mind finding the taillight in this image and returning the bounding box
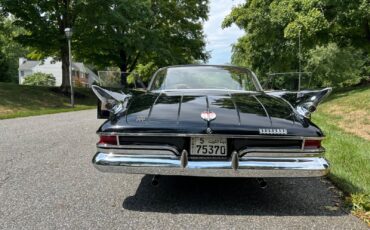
[304,139,321,148]
[98,135,118,145]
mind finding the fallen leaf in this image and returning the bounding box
[324,206,339,211]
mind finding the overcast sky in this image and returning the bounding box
[204,0,245,64]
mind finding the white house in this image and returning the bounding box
[18,57,98,87]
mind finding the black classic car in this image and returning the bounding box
[92,65,331,184]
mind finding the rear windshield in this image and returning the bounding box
[149,66,260,91]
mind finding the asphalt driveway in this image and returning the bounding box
[0,110,367,229]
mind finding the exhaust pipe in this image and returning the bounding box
[151,175,160,186]
[256,178,267,189]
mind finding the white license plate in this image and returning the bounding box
[190,137,227,156]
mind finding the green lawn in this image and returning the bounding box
[0,83,96,119]
[312,85,370,224]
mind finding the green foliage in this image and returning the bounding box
[74,0,209,73]
[350,194,370,212]
[0,17,29,82]
[23,72,56,86]
[0,0,87,89]
[223,0,370,88]
[0,51,10,82]
[0,0,83,56]
[0,0,210,88]
[306,43,365,87]
[128,62,158,85]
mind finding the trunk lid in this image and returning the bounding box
[99,90,319,136]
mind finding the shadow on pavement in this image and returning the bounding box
[122,176,344,216]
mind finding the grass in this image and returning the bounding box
[0,83,96,119]
[312,85,370,225]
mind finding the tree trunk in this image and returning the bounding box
[59,0,71,92]
[364,19,370,43]
[119,50,128,88]
[60,43,70,92]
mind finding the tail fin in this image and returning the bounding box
[267,88,332,118]
[91,85,130,117]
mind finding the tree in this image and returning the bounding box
[0,15,11,82]
[223,0,370,87]
[128,61,158,85]
[1,0,209,89]
[74,0,209,87]
[0,17,29,82]
[23,72,56,86]
[0,50,10,82]
[0,0,85,91]
[305,43,365,87]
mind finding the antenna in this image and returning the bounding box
[266,27,311,91]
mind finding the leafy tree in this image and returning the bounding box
[223,0,298,80]
[223,0,370,87]
[23,72,56,86]
[128,62,158,85]
[74,0,209,87]
[0,0,85,91]
[1,0,209,89]
[0,15,11,82]
[0,50,10,82]
[0,17,29,82]
[305,43,365,87]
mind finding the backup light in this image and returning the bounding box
[98,135,118,145]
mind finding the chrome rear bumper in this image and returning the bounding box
[92,152,329,177]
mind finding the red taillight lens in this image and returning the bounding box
[98,135,118,145]
[304,139,321,148]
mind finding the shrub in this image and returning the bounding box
[305,43,365,87]
[23,72,56,86]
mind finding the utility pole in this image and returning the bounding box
[65,28,74,107]
[298,29,302,91]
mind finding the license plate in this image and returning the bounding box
[190,137,227,156]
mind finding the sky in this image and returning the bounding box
[204,0,245,64]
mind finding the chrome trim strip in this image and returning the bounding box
[239,147,324,156]
[98,141,324,158]
[97,148,177,156]
[97,144,180,155]
[253,95,272,125]
[93,152,329,178]
[97,132,324,140]
[227,90,241,125]
[243,152,323,157]
[97,146,324,158]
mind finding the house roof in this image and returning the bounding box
[72,62,87,73]
[19,61,39,71]
[18,58,98,81]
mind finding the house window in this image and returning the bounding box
[20,71,24,77]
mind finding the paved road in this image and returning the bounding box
[0,110,367,230]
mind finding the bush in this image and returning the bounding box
[127,62,157,87]
[23,72,56,86]
[305,43,365,87]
